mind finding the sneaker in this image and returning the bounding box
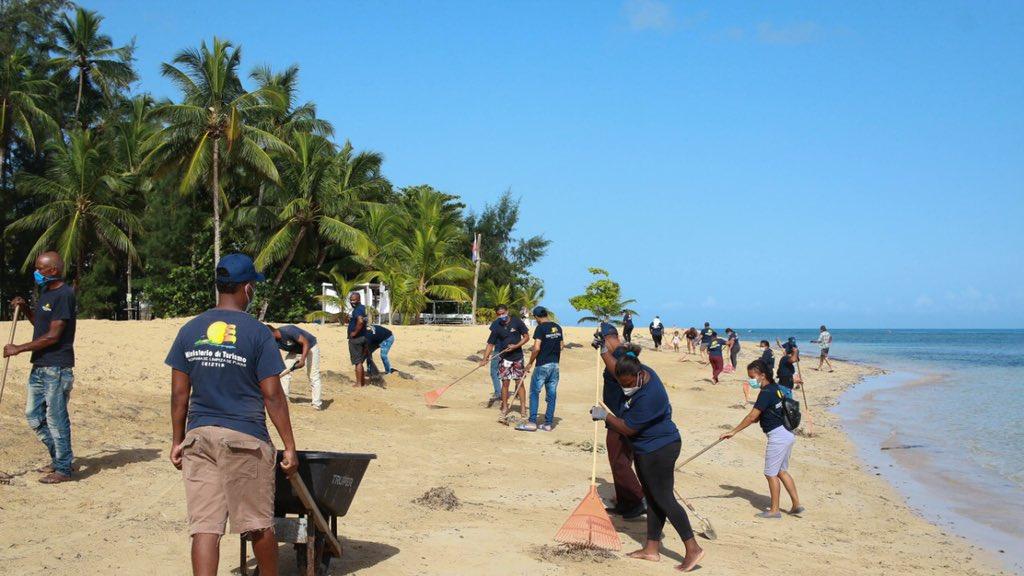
[515,422,538,432]
[621,501,648,519]
[539,424,553,432]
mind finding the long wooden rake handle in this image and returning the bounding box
[288,472,343,557]
[675,438,724,471]
[590,351,601,486]
[0,304,21,406]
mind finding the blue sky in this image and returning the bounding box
[89,0,1023,328]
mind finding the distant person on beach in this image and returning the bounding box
[365,324,395,376]
[777,336,802,388]
[266,324,322,410]
[671,330,681,352]
[480,304,530,420]
[813,325,833,372]
[4,251,77,484]
[706,331,728,384]
[348,292,369,387]
[685,327,698,354]
[622,312,634,343]
[700,322,714,357]
[591,326,646,520]
[725,328,741,368]
[777,345,799,398]
[649,316,665,350]
[519,306,563,431]
[720,359,804,519]
[592,322,705,572]
[165,253,298,575]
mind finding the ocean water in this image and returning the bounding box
[738,329,1023,573]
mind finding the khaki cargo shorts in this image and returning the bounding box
[180,426,276,536]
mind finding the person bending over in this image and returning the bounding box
[720,359,803,519]
[591,323,704,572]
[266,323,322,410]
[365,324,395,376]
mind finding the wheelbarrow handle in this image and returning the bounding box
[288,473,343,557]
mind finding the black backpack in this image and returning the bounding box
[775,388,802,431]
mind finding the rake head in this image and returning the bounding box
[554,486,621,551]
[423,384,451,406]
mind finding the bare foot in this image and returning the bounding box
[627,550,660,562]
[676,548,705,572]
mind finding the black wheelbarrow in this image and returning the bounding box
[242,451,376,576]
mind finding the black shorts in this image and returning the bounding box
[348,336,368,365]
[820,348,830,358]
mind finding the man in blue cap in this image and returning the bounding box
[518,306,563,431]
[165,253,299,576]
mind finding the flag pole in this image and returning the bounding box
[471,233,481,324]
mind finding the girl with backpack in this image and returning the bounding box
[719,359,804,519]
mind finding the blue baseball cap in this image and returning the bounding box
[532,306,549,317]
[215,253,266,284]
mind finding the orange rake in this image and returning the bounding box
[554,351,621,551]
[423,363,484,406]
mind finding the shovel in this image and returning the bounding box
[674,489,718,540]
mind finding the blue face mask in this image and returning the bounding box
[497,313,509,322]
[748,378,761,389]
[33,270,58,287]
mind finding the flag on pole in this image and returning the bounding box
[471,235,480,262]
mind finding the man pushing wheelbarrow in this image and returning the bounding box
[166,254,300,576]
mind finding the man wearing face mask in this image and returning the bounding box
[479,304,530,419]
[348,292,370,388]
[4,251,77,484]
[165,253,299,576]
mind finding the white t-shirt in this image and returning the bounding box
[819,331,832,349]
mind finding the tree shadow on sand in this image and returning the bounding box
[74,447,162,480]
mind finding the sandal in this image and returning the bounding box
[39,472,72,484]
[35,465,55,474]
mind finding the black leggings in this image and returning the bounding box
[634,441,694,543]
[730,345,740,367]
[623,326,633,342]
[652,334,662,348]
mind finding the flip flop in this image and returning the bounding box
[515,422,538,432]
[789,506,806,515]
[755,511,782,519]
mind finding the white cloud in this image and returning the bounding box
[625,0,675,31]
[755,21,823,45]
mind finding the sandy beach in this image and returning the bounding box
[0,320,1011,576]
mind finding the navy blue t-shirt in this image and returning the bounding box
[532,322,563,366]
[623,314,633,329]
[706,337,727,357]
[777,356,796,390]
[700,328,715,344]
[760,348,775,372]
[30,284,76,367]
[165,309,285,442]
[276,325,317,353]
[754,383,787,434]
[620,368,680,455]
[487,316,530,362]
[348,304,368,339]
[366,325,393,346]
[649,322,664,336]
[727,333,740,350]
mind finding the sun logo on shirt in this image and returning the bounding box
[195,321,237,348]
[42,303,52,312]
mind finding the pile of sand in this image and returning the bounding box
[413,487,461,511]
[533,544,617,563]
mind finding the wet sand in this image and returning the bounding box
[0,320,1011,575]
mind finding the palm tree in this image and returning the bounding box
[6,129,140,288]
[480,280,512,309]
[305,267,374,324]
[0,50,57,184]
[254,132,371,320]
[514,283,545,312]
[251,65,333,139]
[145,37,290,271]
[50,6,136,122]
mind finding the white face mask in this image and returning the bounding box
[622,371,644,396]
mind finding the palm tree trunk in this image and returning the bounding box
[75,68,84,121]
[212,136,221,280]
[75,243,83,290]
[258,226,307,321]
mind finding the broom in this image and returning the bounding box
[0,304,20,406]
[553,351,621,551]
[423,363,484,406]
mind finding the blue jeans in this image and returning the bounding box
[529,363,559,424]
[378,335,394,373]
[25,366,74,475]
[489,355,501,398]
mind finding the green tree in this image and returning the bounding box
[305,267,374,324]
[464,190,550,294]
[253,133,373,320]
[50,6,136,122]
[145,37,290,272]
[568,267,637,324]
[6,128,140,288]
[0,50,57,184]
